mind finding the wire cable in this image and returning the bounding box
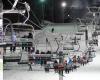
[30,9,41,27]
[8,0,13,6]
[7,1,42,29]
[17,1,43,29]
[3,18,12,33]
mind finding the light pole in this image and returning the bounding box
[40,0,45,23]
[61,1,67,23]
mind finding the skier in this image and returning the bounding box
[28,61,33,71]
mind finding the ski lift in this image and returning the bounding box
[4,22,34,41]
[63,42,74,51]
[92,31,98,37]
[3,53,21,62]
[80,25,86,28]
[3,22,35,56]
[78,29,86,32]
[32,54,53,58]
[97,32,100,35]
[10,23,34,32]
[95,27,100,31]
[70,36,80,46]
[75,32,84,36]
[70,36,81,41]
[63,46,74,50]
[87,46,96,58]
[88,57,93,62]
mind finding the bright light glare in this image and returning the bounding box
[93,13,95,17]
[40,0,45,3]
[61,1,67,8]
[68,14,70,17]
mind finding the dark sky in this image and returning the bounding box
[2,0,100,29]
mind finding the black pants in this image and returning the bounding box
[65,68,70,73]
[28,42,33,52]
[29,64,32,71]
[10,46,16,52]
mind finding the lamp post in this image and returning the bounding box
[61,1,67,23]
[40,0,45,23]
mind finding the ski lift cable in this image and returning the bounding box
[12,0,19,9]
[3,18,12,41]
[23,8,30,24]
[18,1,41,26]
[3,18,12,24]
[7,0,29,24]
[7,0,42,29]
[18,12,42,29]
[7,0,19,10]
[18,1,43,29]
[3,18,12,33]
[20,9,43,29]
[30,9,41,26]
[8,0,13,6]
[23,2,30,24]
[13,1,30,24]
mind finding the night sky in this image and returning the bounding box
[2,0,100,29]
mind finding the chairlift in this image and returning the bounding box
[70,36,81,40]
[80,25,86,28]
[90,52,96,58]
[3,22,35,62]
[4,23,34,32]
[87,7,100,13]
[75,32,84,36]
[63,47,74,50]
[3,53,21,62]
[78,29,86,32]
[32,54,53,58]
[95,27,100,31]
[88,57,93,62]
[97,32,100,35]
[63,42,74,51]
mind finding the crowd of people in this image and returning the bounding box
[27,47,95,72]
[4,30,96,73]
[44,50,94,73]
